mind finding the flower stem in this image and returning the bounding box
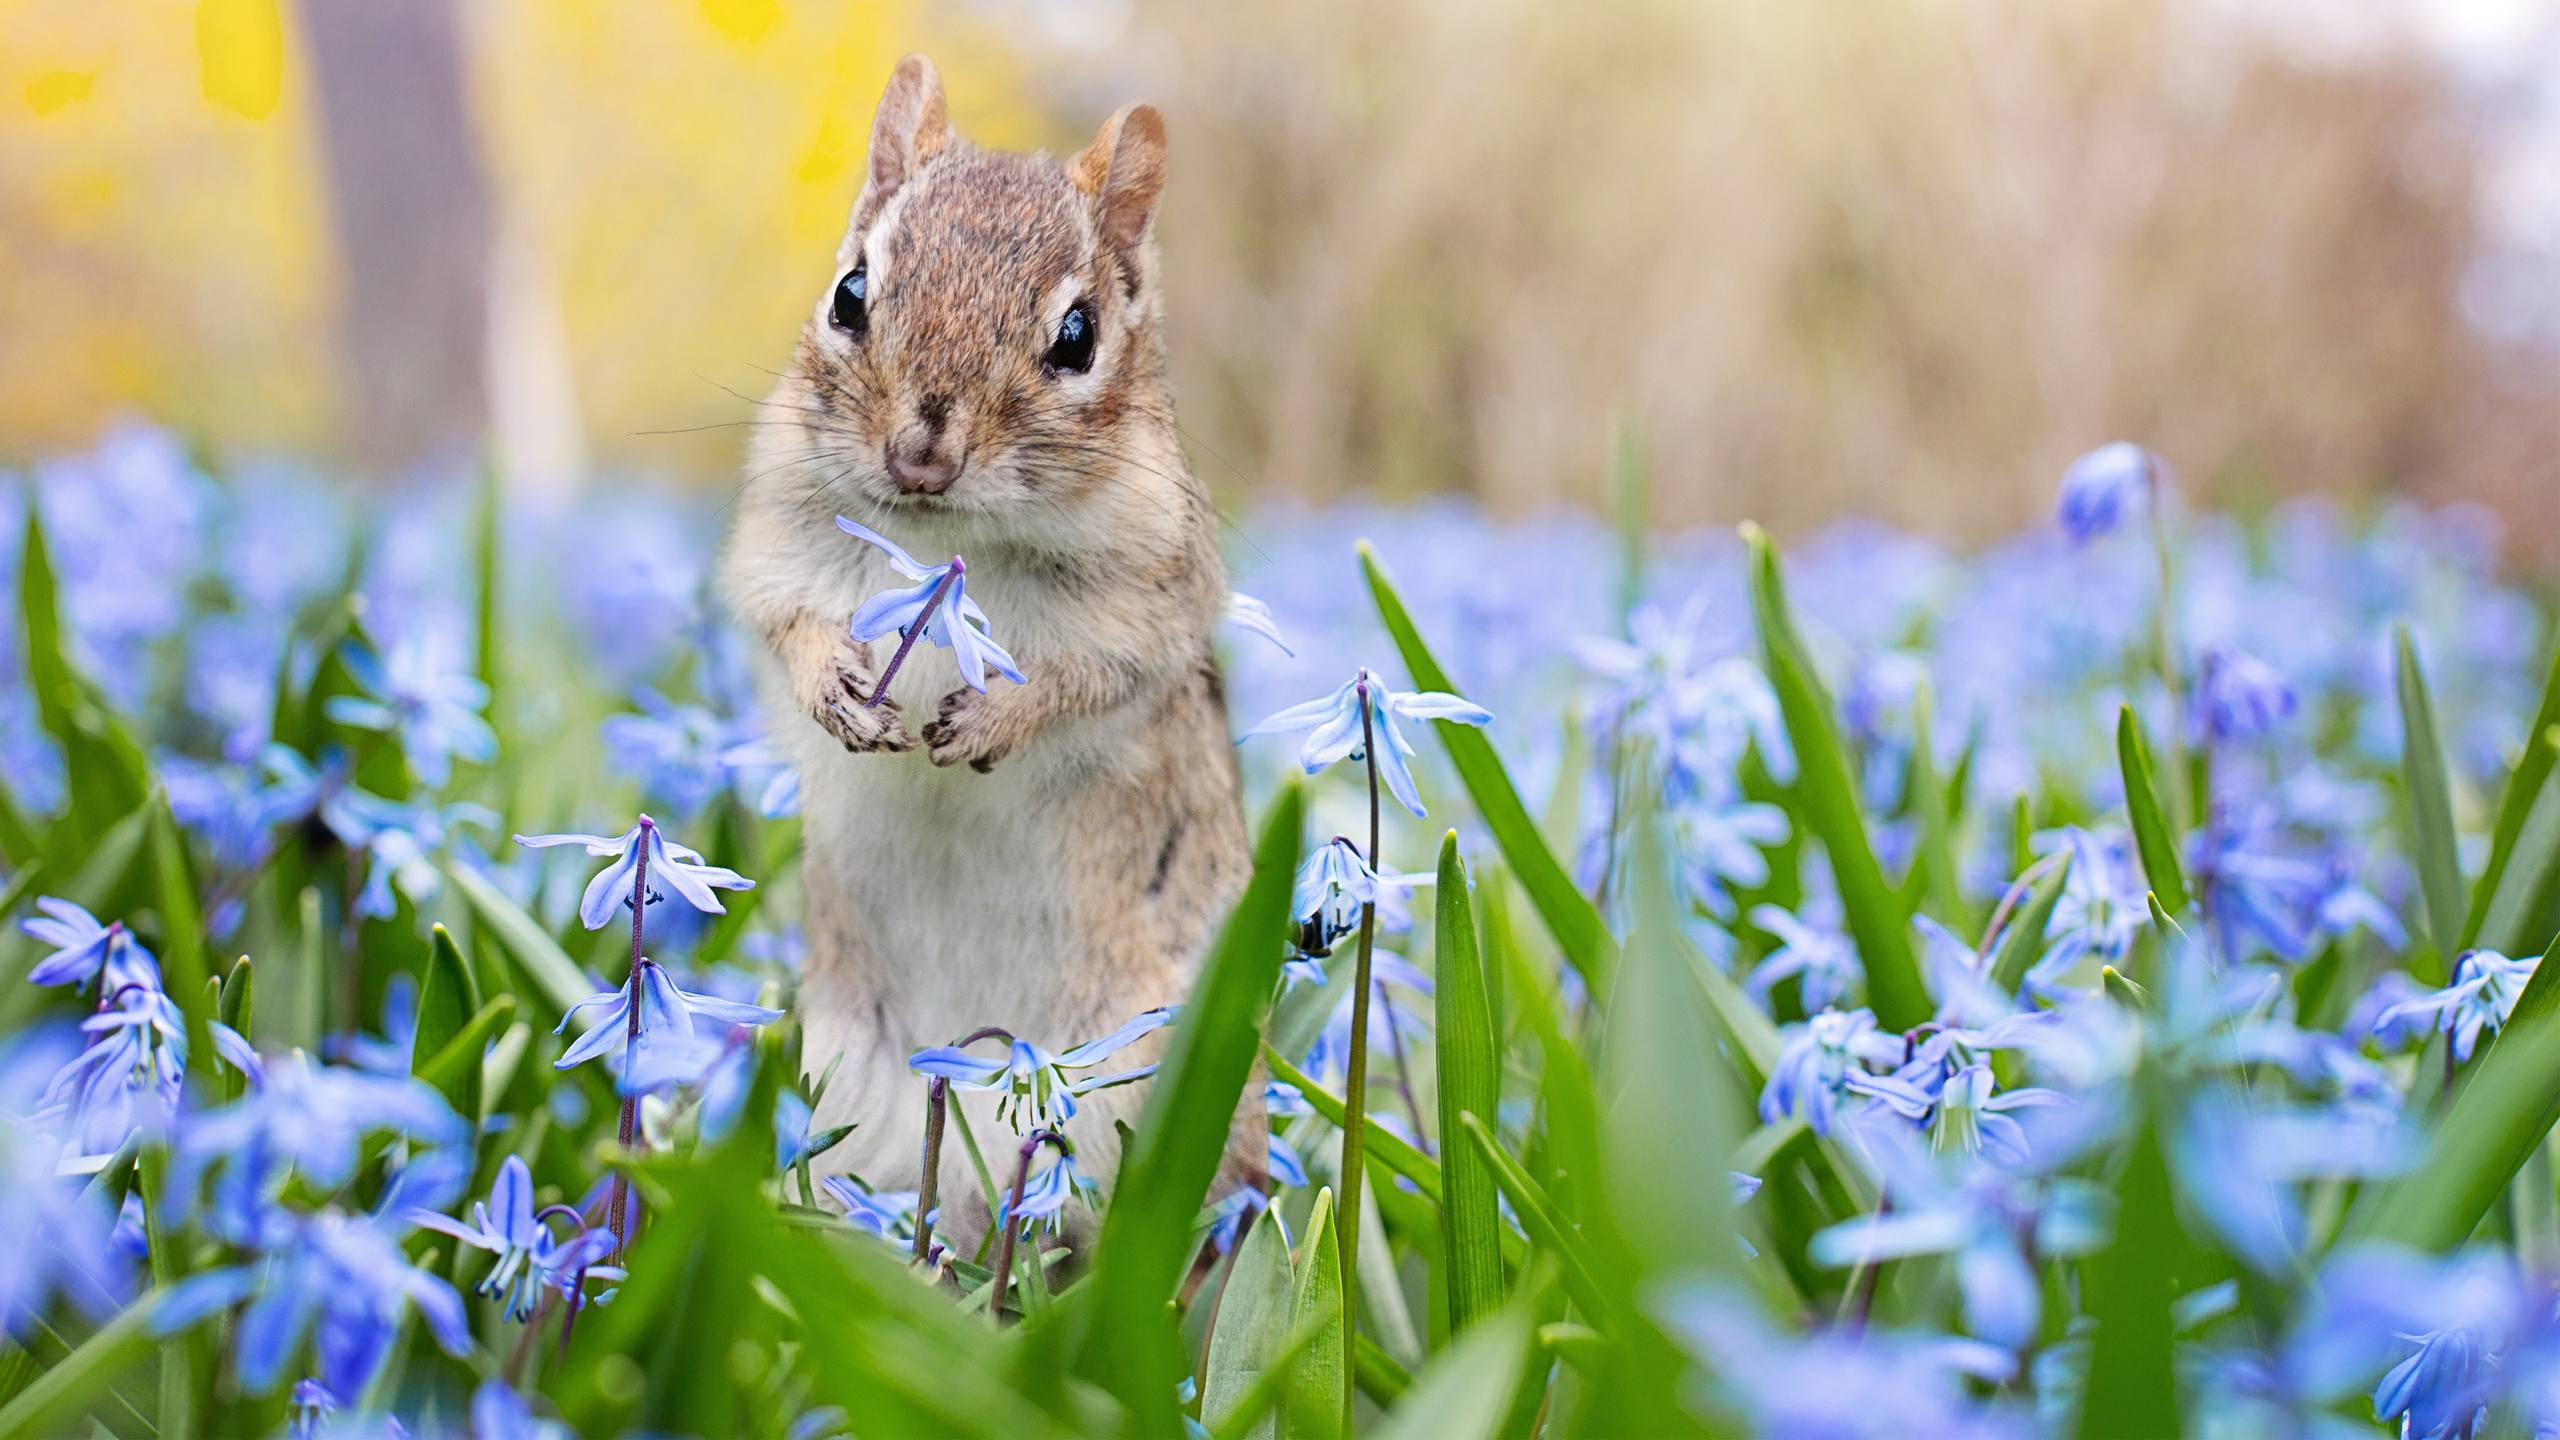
[912,1077,949,1265]
[987,1128,1062,1318]
[862,559,962,708]
[608,819,653,1265]
[1336,677,1382,1424]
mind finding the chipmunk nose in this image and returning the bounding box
[885,424,963,495]
[885,399,964,495]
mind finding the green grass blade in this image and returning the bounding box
[1372,1307,1532,1440]
[1458,1113,1609,1325]
[416,995,517,1119]
[2074,1084,2183,1439]
[1286,1189,1346,1440]
[2115,705,2191,917]
[1743,525,1929,1028]
[1988,853,2074,995]
[18,502,151,859]
[1077,783,1303,1428]
[1432,833,1506,1335]
[146,795,216,1092]
[2474,752,2560,961]
[1905,680,1967,932]
[414,924,481,1072]
[1358,542,1617,995]
[2397,626,2465,979]
[0,1294,159,1439]
[2466,643,2560,947]
[2356,932,2560,1251]
[443,861,599,1016]
[1262,1046,1440,1205]
[1204,1203,1294,1440]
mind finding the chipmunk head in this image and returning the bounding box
[789,54,1173,522]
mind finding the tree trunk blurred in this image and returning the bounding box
[297,0,489,474]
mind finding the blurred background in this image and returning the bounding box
[2,0,2554,557]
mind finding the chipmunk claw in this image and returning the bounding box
[816,672,915,754]
[922,689,1010,772]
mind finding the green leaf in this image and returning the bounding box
[2356,932,2560,1251]
[2115,706,2191,917]
[1076,783,1303,1429]
[146,795,215,1091]
[2100,966,2151,1011]
[2075,1084,2184,1440]
[1286,1189,1347,1440]
[414,924,481,1073]
[1262,1046,1441,1205]
[472,454,504,703]
[138,1148,196,1440]
[2473,746,2560,962]
[1989,852,2074,995]
[416,994,517,1118]
[1432,834,1506,1336]
[1743,525,1928,1029]
[1372,1306,1532,1440]
[1904,680,1967,932]
[443,861,597,1016]
[1459,1113,1609,1325]
[1359,542,1617,995]
[0,1294,159,1439]
[1688,936,1783,1085]
[2397,627,2465,979]
[1204,1204,1295,1440]
[2466,642,2560,948]
[17,502,151,859]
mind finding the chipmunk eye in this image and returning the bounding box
[1044,301,1095,374]
[829,263,868,337]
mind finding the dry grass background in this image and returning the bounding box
[0,0,2552,555]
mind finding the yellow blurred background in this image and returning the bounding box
[2,0,2554,553]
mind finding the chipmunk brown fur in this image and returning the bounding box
[719,55,1253,1243]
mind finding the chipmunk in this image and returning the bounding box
[719,55,1254,1240]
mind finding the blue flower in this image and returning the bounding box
[154,1208,471,1398]
[2373,948,2538,1063]
[1000,1144,1097,1235]
[1848,1060,2066,1169]
[909,1007,1173,1133]
[820,1174,920,1240]
[2193,643,2298,745]
[1746,904,1861,1012]
[1239,668,1493,817]
[2027,829,2145,992]
[407,1155,620,1321]
[1222,592,1294,655]
[326,973,417,1075]
[0,1035,134,1339]
[1759,1008,1903,1136]
[551,959,784,1088]
[2056,441,2166,545]
[834,516,1025,692]
[1811,1124,2105,1350]
[40,983,259,1160]
[602,690,753,818]
[321,790,497,920]
[324,635,497,788]
[1658,1281,2020,1434]
[1291,837,1430,955]
[516,815,754,930]
[170,1056,465,1237]
[472,1377,571,1440]
[2171,1090,2411,1273]
[1672,798,1790,917]
[20,897,158,993]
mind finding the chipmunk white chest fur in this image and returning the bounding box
[717,55,1252,1234]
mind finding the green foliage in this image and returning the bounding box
[1430,833,1504,1336]
[2397,626,2465,978]
[1360,541,1617,996]
[2115,705,2192,920]
[1744,525,1929,1028]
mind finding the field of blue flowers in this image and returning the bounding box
[2,423,2557,1438]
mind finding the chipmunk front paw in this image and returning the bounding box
[921,689,1014,773]
[800,637,915,755]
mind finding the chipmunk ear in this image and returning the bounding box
[1073,103,1167,255]
[852,54,951,236]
